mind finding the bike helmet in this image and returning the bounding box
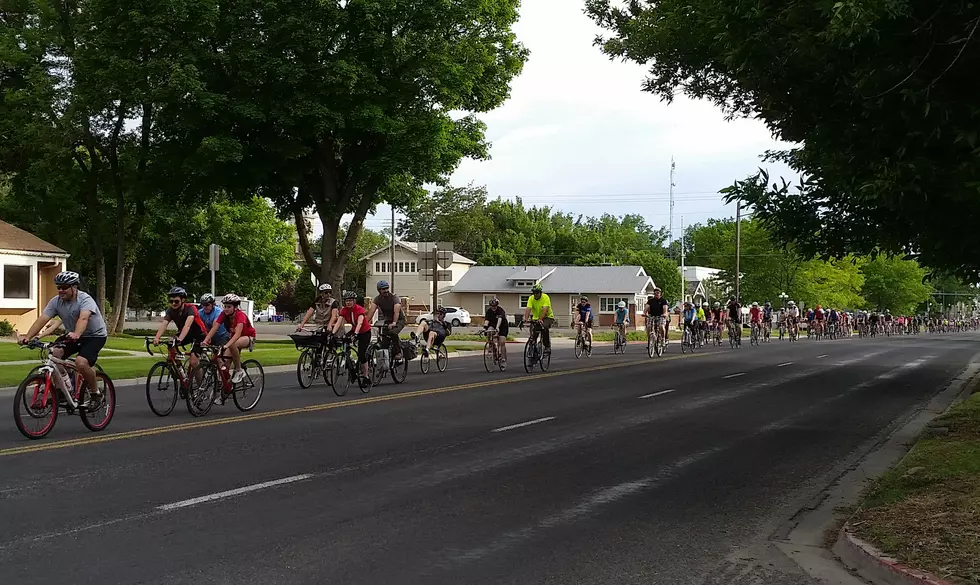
[221,293,241,305]
[54,271,80,286]
[343,290,357,301]
[617,301,626,308]
[168,286,187,298]
[376,280,390,291]
[435,306,447,315]
[653,287,662,293]
[318,283,332,292]
[788,300,796,306]
[580,295,589,302]
[531,283,543,293]
[752,302,759,307]
[489,297,500,306]
[713,302,720,308]
[765,300,771,306]
[199,293,215,304]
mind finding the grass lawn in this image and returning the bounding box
[0,343,130,362]
[851,391,980,584]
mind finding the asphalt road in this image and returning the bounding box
[0,332,976,584]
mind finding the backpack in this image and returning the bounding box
[400,340,417,361]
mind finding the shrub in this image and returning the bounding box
[0,319,14,337]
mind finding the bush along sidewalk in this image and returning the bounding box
[843,389,980,584]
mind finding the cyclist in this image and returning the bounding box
[333,291,371,384]
[726,296,742,339]
[787,301,800,337]
[681,301,697,342]
[483,297,509,369]
[152,286,208,371]
[749,302,762,339]
[828,307,840,336]
[694,303,707,340]
[573,295,595,348]
[366,280,405,361]
[762,301,773,338]
[17,271,107,406]
[202,293,256,394]
[296,283,340,335]
[645,288,669,344]
[413,306,452,358]
[814,304,826,335]
[523,283,555,356]
[198,293,230,347]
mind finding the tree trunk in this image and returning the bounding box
[109,195,127,333]
[95,253,106,316]
[112,264,135,333]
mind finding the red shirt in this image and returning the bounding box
[217,309,256,337]
[749,307,762,322]
[340,304,370,334]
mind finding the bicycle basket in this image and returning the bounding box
[400,340,418,361]
[289,333,322,349]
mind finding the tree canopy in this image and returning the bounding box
[586,0,980,279]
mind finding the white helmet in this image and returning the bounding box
[788,300,796,306]
[617,301,626,309]
[318,283,332,292]
[752,302,759,307]
[221,293,241,305]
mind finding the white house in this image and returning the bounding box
[0,220,69,333]
[679,265,723,305]
[361,240,476,312]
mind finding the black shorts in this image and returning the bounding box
[63,336,107,366]
[354,331,371,364]
[177,333,206,355]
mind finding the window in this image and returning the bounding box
[410,262,417,273]
[599,297,630,313]
[519,295,530,308]
[374,262,381,273]
[3,265,31,299]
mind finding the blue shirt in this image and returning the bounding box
[763,306,772,319]
[199,305,229,342]
[615,307,629,324]
[576,303,594,323]
[682,308,697,322]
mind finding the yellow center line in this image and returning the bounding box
[1,351,709,458]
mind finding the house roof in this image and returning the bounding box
[452,265,655,294]
[0,220,67,255]
[360,240,476,265]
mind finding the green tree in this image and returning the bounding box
[795,257,865,310]
[398,184,495,259]
[342,228,389,296]
[860,256,932,314]
[587,0,980,278]
[186,0,528,291]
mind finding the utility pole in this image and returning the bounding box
[735,202,741,302]
[432,244,439,313]
[680,216,686,305]
[389,206,396,291]
[668,157,675,254]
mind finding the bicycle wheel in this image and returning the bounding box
[233,359,265,411]
[655,333,664,357]
[436,345,448,372]
[322,349,334,387]
[296,349,315,388]
[484,342,496,373]
[681,331,689,354]
[647,334,655,358]
[574,336,584,359]
[524,339,536,373]
[330,353,348,397]
[186,363,217,417]
[391,353,408,384]
[419,347,430,374]
[539,342,550,371]
[80,372,115,432]
[13,374,58,439]
[145,361,179,417]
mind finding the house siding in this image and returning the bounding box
[0,255,66,332]
[448,292,644,329]
[364,247,470,312]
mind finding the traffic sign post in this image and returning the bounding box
[418,242,454,312]
[209,244,220,296]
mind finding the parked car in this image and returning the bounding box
[254,310,269,322]
[416,306,471,327]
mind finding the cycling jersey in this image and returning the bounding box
[575,302,594,324]
[217,309,256,338]
[646,297,668,318]
[682,308,696,323]
[710,308,723,321]
[814,309,825,321]
[762,306,772,321]
[727,301,741,321]
[340,303,371,334]
[829,310,839,322]
[614,307,629,324]
[165,303,207,340]
[695,308,706,321]
[749,307,762,322]
[526,293,555,320]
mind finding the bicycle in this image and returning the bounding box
[415,331,449,374]
[186,344,265,416]
[763,320,772,343]
[646,316,666,357]
[750,321,761,346]
[481,328,505,372]
[144,336,196,417]
[326,333,369,395]
[290,329,331,390]
[681,324,697,354]
[613,324,628,354]
[522,320,551,372]
[13,338,116,440]
[712,321,723,346]
[727,319,742,348]
[573,323,593,359]
[365,324,409,386]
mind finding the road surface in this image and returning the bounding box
[0,332,975,584]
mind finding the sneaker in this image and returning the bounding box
[213,394,225,406]
[84,392,104,410]
[232,369,245,384]
[500,360,507,371]
[542,348,551,356]
[421,347,429,358]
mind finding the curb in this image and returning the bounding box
[833,525,954,585]
[829,358,980,585]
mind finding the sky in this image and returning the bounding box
[350,0,797,242]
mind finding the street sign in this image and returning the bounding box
[437,250,453,268]
[420,269,452,282]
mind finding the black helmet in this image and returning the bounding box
[435,306,447,315]
[343,290,357,301]
[488,297,500,306]
[54,271,80,286]
[169,286,187,298]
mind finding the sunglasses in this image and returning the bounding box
[169,298,182,305]
[56,285,72,291]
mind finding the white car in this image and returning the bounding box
[254,310,269,322]
[416,306,471,327]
